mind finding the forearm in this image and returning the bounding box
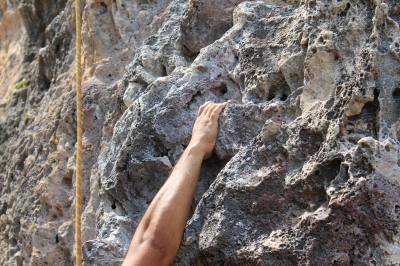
[123,101,227,266]
[123,145,204,266]
[141,145,204,240]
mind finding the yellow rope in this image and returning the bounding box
[75,0,83,265]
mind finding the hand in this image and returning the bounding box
[188,101,227,160]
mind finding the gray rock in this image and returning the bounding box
[0,0,399,265]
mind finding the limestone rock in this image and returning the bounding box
[0,0,399,265]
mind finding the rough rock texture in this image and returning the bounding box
[0,0,400,265]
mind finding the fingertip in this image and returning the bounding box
[219,102,228,110]
[201,101,212,107]
[210,102,227,119]
[203,101,215,116]
[198,101,214,116]
[198,105,205,116]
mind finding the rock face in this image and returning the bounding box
[0,0,399,265]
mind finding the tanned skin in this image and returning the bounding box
[122,101,227,266]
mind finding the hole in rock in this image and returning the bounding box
[160,64,167,77]
[9,238,17,247]
[181,43,200,58]
[111,202,116,210]
[267,81,291,103]
[374,88,380,101]
[55,43,61,54]
[210,83,228,97]
[56,234,59,243]
[393,88,400,99]
[316,159,342,186]
[0,202,7,215]
[345,3,351,12]
[98,2,108,14]
[268,94,275,101]
[61,170,73,189]
[186,91,202,108]
[280,94,288,101]
[346,94,379,140]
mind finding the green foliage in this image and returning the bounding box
[12,78,28,90]
[23,112,30,124]
[23,104,36,125]
[9,78,29,97]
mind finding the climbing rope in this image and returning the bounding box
[75,0,83,265]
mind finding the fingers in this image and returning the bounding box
[198,101,227,119]
[201,101,214,117]
[198,101,212,117]
[210,102,227,120]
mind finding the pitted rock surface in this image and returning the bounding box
[0,0,399,265]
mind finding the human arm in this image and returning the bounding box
[122,101,227,266]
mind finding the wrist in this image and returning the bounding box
[185,142,207,160]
